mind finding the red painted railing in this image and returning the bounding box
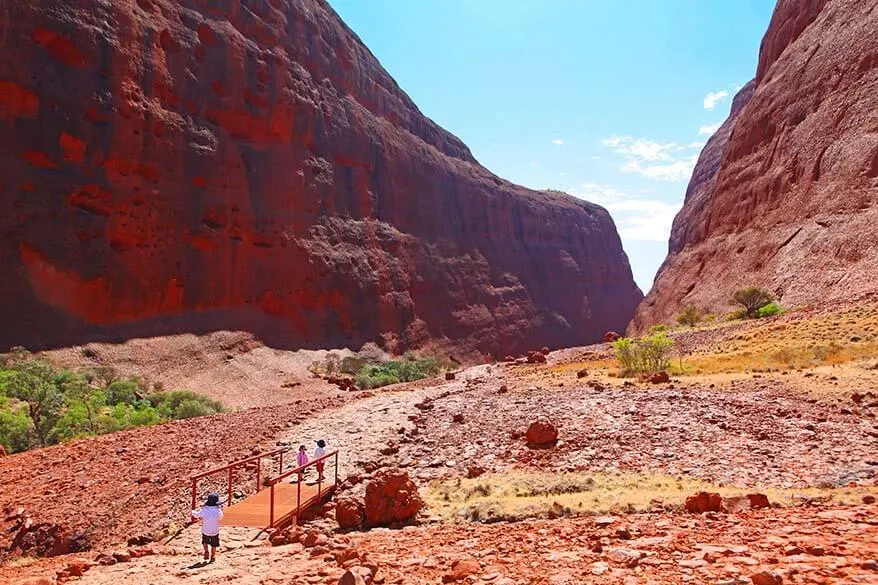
[266,450,339,527]
[189,446,289,510]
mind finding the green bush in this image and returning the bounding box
[0,355,224,454]
[147,390,223,420]
[613,333,674,376]
[731,287,775,318]
[649,324,667,334]
[756,302,783,318]
[676,306,701,327]
[353,355,449,390]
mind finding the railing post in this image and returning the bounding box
[256,457,261,492]
[279,451,284,474]
[191,478,197,511]
[334,452,338,486]
[296,473,302,525]
[228,465,233,506]
[269,482,275,527]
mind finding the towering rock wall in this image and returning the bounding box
[0,0,642,357]
[633,0,878,329]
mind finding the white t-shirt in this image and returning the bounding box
[192,506,223,536]
[314,446,326,459]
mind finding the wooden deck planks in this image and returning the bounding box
[222,479,336,528]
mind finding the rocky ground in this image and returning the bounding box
[3,305,878,584]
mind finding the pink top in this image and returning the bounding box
[297,451,309,467]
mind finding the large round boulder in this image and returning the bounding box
[364,469,423,528]
[525,419,558,448]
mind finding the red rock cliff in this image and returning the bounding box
[633,0,878,329]
[0,0,642,357]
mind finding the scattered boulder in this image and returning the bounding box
[466,466,486,479]
[539,347,550,355]
[445,372,456,381]
[576,369,588,379]
[685,492,723,513]
[603,331,622,343]
[525,419,558,448]
[497,385,508,394]
[443,558,481,583]
[452,413,464,423]
[863,495,876,504]
[648,371,670,384]
[364,469,424,528]
[526,351,547,364]
[339,569,367,585]
[747,493,770,509]
[336,498,366,531]
[751,570,783,585]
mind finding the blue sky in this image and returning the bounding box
[331,0,776,292]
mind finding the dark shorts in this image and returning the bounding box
[202,534,220,547]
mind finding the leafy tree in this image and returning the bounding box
[731,287,775,318]
[0,396,35,453]
[676,306,701,327]
[0,361,64,446]
[105,379,140,406]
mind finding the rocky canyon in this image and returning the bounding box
[0,0,642,358]
[633,0,878,329]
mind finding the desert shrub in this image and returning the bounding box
[731,287,775,318]
[105,379,140,406]
[148,390,223,420]
[676,306,701,327]
[756,302,783,319]
[353,355,450,390]
[613,333,674,376]
[649,324,667,334]
[339,356,368,375]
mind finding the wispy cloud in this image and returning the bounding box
[572,182,679,242]
[600,135,699,183]
[620,157,698,183]
[601,136,680,162]
[703,90,729,110]
[551,138,564,146]
[698,122,723,136]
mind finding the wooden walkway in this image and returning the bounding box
[222,479,336,528]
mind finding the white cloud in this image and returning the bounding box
[529,161,539,168]
[551,138,564,146]
[703,90,729,110]
[601,136,683,161]
[698,122,723,136]
[620,156,698,182]
[687,141,706,149]
[600,135,700,183]
[572,182,680,242]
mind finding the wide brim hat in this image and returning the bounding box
[205,493,220,506]
[315,439,326,448]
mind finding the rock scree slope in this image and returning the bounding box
[633,0,878,329]
[0,0,642,356]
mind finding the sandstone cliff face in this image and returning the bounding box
[0,0,641,357]
[633,0,878,329]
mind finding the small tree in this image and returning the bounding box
[731,287,775,318]
[676,306,701,327]
[613,333,674,376]
[1,362,64,447]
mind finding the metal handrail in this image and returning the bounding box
[189,446,291,510]
[266,450,339,527]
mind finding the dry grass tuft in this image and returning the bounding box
[423,471,876,523]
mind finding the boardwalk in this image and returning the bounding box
[221,479,336,528]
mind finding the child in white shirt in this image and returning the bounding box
[191,492,223,562]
